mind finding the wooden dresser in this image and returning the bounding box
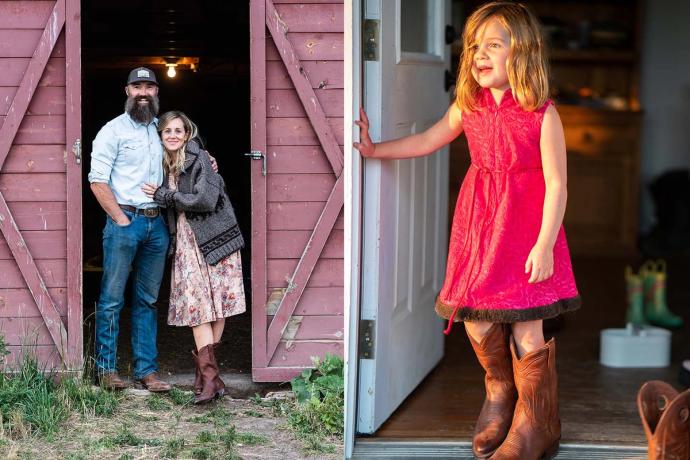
[559,106,641,255]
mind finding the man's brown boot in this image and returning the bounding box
[466,323,517,459]
[98,372,127,391]
[136,372,172,393]
[637,380,690,460]
[195,344,225,404]
[490,338,560,460]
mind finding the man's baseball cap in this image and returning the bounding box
[126,67,158,85]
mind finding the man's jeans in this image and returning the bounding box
[95,210,169,379]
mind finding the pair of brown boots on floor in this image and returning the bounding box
[467,323,560,460]
[191,343,226,404]
[637,380,690,459]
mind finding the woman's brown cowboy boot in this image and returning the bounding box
[637,380,690,460]
[191,349,202,395]
[194,344,226,404]
[193,343,223,396]
[490,338,560,460]
[466,323,517,458]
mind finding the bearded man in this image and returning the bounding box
[88,67,171,392]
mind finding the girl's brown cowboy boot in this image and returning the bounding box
[466,323,517,458]
[490,338,561,460]
[637,380,690,460]
[194,344,226,404]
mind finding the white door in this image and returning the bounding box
[356,0,451,434]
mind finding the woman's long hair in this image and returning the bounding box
[455,1,549,112]
[158,110,199,176]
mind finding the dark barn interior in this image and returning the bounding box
[80,1,252,376]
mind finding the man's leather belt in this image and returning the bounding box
[119,204,160,218]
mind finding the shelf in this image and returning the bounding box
[549,49,636,63]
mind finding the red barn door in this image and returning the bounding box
[0,0,82,371]
[250,0,344,382]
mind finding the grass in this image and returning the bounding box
[161,437,185,458]
[0,336,341,459]
[0,351,121,439]
[288,354,344,452]
[108,424,163,447]
[236,431,269,446]
[187,406,234,426]
[147,394,172,411]
[249,353,345,455]
[168,387,194,406]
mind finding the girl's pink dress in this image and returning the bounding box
[436,88,580,328]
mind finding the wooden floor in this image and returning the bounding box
[373,255,690,445]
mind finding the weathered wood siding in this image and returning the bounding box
[251,0,344,381]
[0,0,81,371]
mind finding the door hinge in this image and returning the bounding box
[363,19,379,61]
[72,138,81,165]
[244,150,266,176]
[359,319,375,359]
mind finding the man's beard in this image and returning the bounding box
[125,95,159,124]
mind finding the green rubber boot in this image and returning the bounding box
[642,260,683,329]
[625,266,646,325]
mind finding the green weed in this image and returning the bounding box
[282,354,344,453]
[61,377,119,417]
[147,394,172,411]
[168,387,194,406]
[236,431,269,446]
[161,437,185,458]
[289,353,344,436]
[195,430,217,444]
[105,424,162,447]
[187,406,233,426]
[219,426,237,448]
[191,446,214,459]
[0,335,9,361]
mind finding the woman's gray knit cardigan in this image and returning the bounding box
[153,139,244,265]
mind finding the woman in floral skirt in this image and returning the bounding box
[142,111,245,404]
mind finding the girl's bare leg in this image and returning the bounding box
[511,320,545,357]
[192,322,215,351]
[464,320,495,342]
[211,318,226,344]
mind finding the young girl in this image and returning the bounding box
[354,3,580,459]
[142,111,246,405]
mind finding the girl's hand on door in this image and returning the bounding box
[354,107,376,157]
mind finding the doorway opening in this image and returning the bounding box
[80,1,252,376]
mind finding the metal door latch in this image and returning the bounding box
[244,150,266,176]
[359,319,375,359]
[363,19,379,61]
[72,138,81,165]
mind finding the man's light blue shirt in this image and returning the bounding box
[88,112,164,208]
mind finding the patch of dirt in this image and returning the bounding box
[0,392,342,459]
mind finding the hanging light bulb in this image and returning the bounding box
[166,64,177,78]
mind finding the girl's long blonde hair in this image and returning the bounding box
[455,1,549,112]
[158,111,199,177]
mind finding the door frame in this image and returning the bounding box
[343,0,361,457]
